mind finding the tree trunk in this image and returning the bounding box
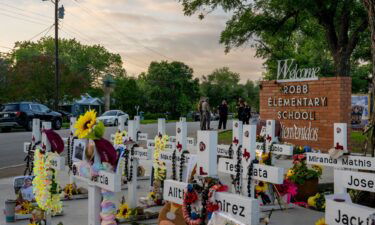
[363,0,375,156]
[333,51,351,77]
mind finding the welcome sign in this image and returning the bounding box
[260,75,351,151]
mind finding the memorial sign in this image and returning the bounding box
[260,76,351,151]
[306,153,375,171]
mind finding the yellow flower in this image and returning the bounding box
[286,169,295,178]
[114,130,127,145]
[312,165,323,173]
[315,218,327,225]
[116,203,130,220]
[308,193,321,207]
[255,182,268,193]
[74,110,97,139]
[148,192,156,200]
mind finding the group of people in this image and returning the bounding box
[198,97,251,130]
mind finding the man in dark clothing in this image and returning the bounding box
[218,100,228,129]
[237,99,245,123]
[244,102,251,124]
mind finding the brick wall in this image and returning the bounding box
[259,77,352,152]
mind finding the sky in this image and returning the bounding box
[0,0,264,82]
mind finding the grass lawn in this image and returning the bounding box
[350,130,366,153]
[140,119,179,124]
[218,130,367,153]
[62,122,70,129]
[140,119,194,124]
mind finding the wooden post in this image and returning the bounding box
[88,184,101,225]
[32,118,41,145]
[127,120,138,208]
[176,119,187,151]
[118,115,127,132]
[69,117,76,184]
[157,118,166,136]
[334,123,348,152]
[197,130,218,177]
[232,120,243,148]
[134,116,141,134]
[266,120,276,145]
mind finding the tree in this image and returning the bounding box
[180,0,368,77]
[363,0,375,155]
[140,61,200,118]
[5,37,125,106]
[200,67,260,112]
[200,67,243,110]
[112,75,143,116]
[243,80,260,112]
[0,53,11,104]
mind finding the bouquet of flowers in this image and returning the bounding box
[286,154,323,185]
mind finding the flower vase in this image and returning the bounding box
[294,178,318,202]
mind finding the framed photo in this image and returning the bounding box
[73,139,86,162]
[13,176,33,195]
[351,94,370,126]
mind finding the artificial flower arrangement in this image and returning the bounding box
[274,179,298,204]
[286,153,323,202]
[147,134,169,205]
[307,193,326,211]
[61,183,87,200]
[32,148,63,215]
[182,177,228,225]
[115,196,143,221]
[114,130,127,147]
[15,201,34,215]
[287,154,323,185]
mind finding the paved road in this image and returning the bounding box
[0,120,229,168]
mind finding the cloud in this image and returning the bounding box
[0,0,264,82]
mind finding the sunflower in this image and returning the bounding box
[255,181,268,193]
[315,218,327,225]
[75,110,97,139]
[116,203,130,220]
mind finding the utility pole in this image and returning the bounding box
[54,0,59,111]
[43,0,64,110]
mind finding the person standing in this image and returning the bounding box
[218,100,228,129]
[237,99,245,124]
[244,102,251,124]
[202,98,211,130]
[198,99,204,130]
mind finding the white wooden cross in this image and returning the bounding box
[167,117,196,151]
[218,124,285,211]
[124,119,151,208]
[306,123,374,194]
[23,118,41,154]
[303,123,375,224]
[73,140,122,225]
[163,130,260,225]
[217,120,243,158]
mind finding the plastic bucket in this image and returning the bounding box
[4,199,16,222]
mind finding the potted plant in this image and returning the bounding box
[286,154,323,202]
